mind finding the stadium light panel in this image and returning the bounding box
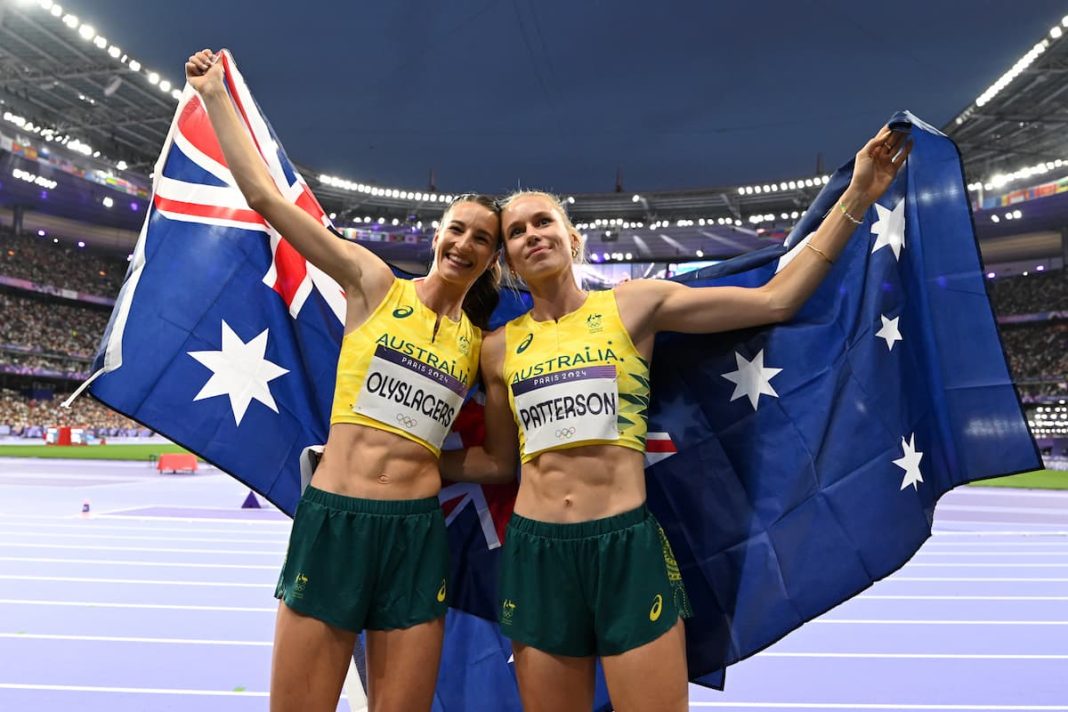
[147,72,160,86]
[116,160,127,170]
[37,230,45,237]
[159,80,171,92]
[39,0,54,9]
[108,45,121,58]
[78,25,95,40]
[77,241,85,247]
[93,36,107,49]
[1037,265,1044,271]
[1057,26,1067,40]
[696,250,704,257]
[102,197,114,208]
[62,14,77,27]
[171,89,182,101]
[128,59,141,72]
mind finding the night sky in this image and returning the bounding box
[70,1,1068,194]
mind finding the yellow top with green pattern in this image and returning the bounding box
[502,289,650,463]
[330,278,482,457]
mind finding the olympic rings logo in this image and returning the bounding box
[554,427,577,439]
[396,414,418,429]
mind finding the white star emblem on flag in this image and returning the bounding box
[189,320,289,426]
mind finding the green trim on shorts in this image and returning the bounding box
[498,505,689,657]
[275,486,449,632]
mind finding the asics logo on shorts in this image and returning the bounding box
[554,427,576,439]
[437,579,447,603]
[396,414,418,429]
[649,593,663,622]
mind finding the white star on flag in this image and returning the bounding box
[893,433,924,491]
[189,321,289,426]
[722,349,782,410]
[876,314,903,351]
[871,198,906,260]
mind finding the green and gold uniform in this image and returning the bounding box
[276,278,481,632]
[498,289,690,656]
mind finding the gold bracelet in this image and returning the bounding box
[805,242,834,265]
[838,202,864,225]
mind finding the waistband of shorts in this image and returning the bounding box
[507,504,649,539]
[301,486,440,515]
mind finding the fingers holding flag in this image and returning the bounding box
[185,48,224,95]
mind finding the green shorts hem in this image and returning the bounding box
[275,486,449,633]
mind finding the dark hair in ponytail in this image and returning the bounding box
[443,194,502,329]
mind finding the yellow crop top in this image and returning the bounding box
[502,289,650,463]
[330,278,482,456]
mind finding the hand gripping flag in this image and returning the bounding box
[80,52,524,710]
[638,112,1040,689]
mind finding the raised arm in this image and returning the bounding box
[184,50,392,301]
[617,125,911,339]
[440,328,519,484]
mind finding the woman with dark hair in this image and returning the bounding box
[449,126,910,711]
[186,49,502,712]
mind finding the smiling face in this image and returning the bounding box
[431,199,501,287]
[500,193,582,283]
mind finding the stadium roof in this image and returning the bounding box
[0,1,174,171]
[947,16,1068,191]
[0,1,1066,266]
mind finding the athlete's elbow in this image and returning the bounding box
[761,285,799,324]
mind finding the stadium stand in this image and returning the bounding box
[0,223,1064,436]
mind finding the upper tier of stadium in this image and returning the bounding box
[0,1,1067,271]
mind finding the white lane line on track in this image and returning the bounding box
[0,598,274,612]
[0,632,270,646]
[815,618,1068,625]
[0,531,288,546]
[934,521,1068,530]
[938,504,1068,515]
[0,556,276,570]
[884,577,1068,582]
[915,552,1068,556]
[0,524,289,538]
[760,652,1068,659]
[931,530,1068,536]
[0,513,288,527]
[690,703,1068,710]
[861,594,1068,601]
[0,683,267,697]
[0,575,269,588]
[3,542,284,556]
[906,563,1068,568]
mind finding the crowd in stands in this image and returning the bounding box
[0,388,146,438]
[1000,322,1068,381]
[0,291,109,359]
[0,227,126,297]
[0,228,1065,434]
[987,270,1068,315]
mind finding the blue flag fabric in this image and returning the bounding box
[85,54,1036,711]
[643,111,1039,687]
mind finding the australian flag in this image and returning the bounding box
[85,46,1037,710]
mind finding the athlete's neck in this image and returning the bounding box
[527,271,587,322]
[415,272,465,322]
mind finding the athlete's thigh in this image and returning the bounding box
[364,616,445,712]
[600,618,687,712]
[512,641,597,712]
[270,601,357,712]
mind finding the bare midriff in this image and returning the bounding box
[514,445,647,523]
[311,423,442,500]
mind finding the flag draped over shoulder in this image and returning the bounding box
[85,48,1037,711]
